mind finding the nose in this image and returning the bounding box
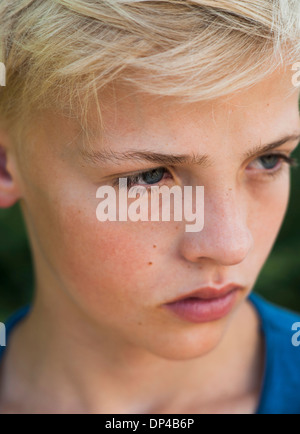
[179,186,254,266]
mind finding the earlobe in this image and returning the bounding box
[0,144,21,209]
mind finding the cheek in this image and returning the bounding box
[56,215,152,289]
[49,200,180,303]
[248,174,290,265]
[20,158,181,310]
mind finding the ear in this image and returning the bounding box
[0,132,21,208]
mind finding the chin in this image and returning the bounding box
[145,320,229,361]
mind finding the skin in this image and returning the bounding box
[0,66,299,414]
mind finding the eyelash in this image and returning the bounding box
[112,167,172,190]
[112,153,298,189]
[247,153,298,179]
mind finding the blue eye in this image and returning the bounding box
[126,167,169,189]
[114,167,171,190]
[140,168,165,184]
[257,155,281,170]
[248,153,297,173]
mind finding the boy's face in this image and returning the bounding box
[7,67,300,359]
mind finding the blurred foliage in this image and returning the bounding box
[1,145,300,322]
[0,204,33,321]
[253,145,300,313]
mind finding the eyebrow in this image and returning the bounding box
[243,133,300,159]
[81,133,300,168]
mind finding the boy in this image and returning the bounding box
[0,0,300,414]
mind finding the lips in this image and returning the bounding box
[163,284,243,323]
[167,284,243,303]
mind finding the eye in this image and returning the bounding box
[250,155,282,170]
[139,168,166,184]
[247,153,297,173]
[113,167,172,190]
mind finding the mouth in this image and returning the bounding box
[163,284,243,323]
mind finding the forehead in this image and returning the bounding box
[83,67,299,153]
[28,67,299,161]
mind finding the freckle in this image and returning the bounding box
[153,245,157,248]
[148,262,153,265]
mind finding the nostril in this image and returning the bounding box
[0,147,11,180]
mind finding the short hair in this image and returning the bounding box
[0,0,299,136]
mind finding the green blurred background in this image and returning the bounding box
[1,148,300,322]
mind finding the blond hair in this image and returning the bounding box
[0,0,300,134]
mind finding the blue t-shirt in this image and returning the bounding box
[0,293,300,414]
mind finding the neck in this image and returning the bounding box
[0,292,263,414]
